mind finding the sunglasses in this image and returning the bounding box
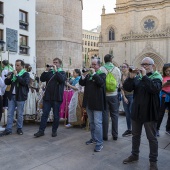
[121,66,127,68]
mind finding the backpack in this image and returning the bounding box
[104,67,117,92]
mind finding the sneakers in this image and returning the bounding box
[123,155,139,164]
[0,126,5,132]
[165,131,170,136]
[34,131,44,137]
[0,130,12,137]
[156,130,160,137]
[150,162,158,170]
[65,124,72,128]
[52,132,57,137]
[122,130,132,137]
[94,145,103,152]
[17,129,23,135]
[86,139,96,145]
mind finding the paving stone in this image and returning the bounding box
[30,164,56,170]
[0,115,169,170]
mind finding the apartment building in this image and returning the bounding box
[0,0,36,72]
[82,27,100,66]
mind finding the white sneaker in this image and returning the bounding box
[65,124,72,128]
[0,126,5,132]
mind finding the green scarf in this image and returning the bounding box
[104,62,115,70]
[139,71,162,81]
[52,67,63,74]
[12,69,26,83]
[89,69,103,80]
[3,65,14,72]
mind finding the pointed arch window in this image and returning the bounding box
[109,28,115,41]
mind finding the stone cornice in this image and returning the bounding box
[122,29,170,41]
[115,0,170,12]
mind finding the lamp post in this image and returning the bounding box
[0,40,5,74]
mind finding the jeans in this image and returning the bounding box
[86,106,103,146]
[157,97,170,131]
[131,120,158,162]
[103,95,119,138]
[122,94,133,130]
[6,95,25,132]
[39,100,61,133]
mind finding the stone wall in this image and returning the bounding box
[36,0,82,75]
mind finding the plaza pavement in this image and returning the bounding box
[0,114,169,170]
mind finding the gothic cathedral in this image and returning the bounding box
[99,0,170,70]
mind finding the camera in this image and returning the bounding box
[129,68,141,73]
[46,64,53,68]
[82,67,90,73]
[4,72,13,77]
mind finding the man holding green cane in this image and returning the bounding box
[0,60,30,136]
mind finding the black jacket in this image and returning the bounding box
[79,73,106,111]
[40,70,66,102]
[5,72,30,101]
[123,73,162,122]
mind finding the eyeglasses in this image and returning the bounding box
[121,66,127,69]
[141,63,153,66]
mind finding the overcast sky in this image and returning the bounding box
[83,0,116,30]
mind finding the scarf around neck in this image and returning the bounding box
[89,69,103,80]
[52,67,63,74]
[72,76,81,86]
[12,69,26,83]
[104,62,115,70]
[3,65,14,72]
[139,71,162,81]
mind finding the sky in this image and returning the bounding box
[83,0,116,30]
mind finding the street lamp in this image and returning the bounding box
[0,40,5,73]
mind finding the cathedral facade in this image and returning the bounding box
[36,0,83,73]
[99,0,170,70]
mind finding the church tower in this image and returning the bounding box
[36,0,83,73]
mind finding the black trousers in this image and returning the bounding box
[131,120,158,162]
[157,97,170,131]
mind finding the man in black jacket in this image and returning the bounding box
[79,58,106,152]
[122,57,162,170]
[34,58,66,137]
[0,60,30,136]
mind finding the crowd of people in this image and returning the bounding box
[0,55,169,170]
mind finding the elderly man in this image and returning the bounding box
[79,58,106,152]
[122,57,162,170]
